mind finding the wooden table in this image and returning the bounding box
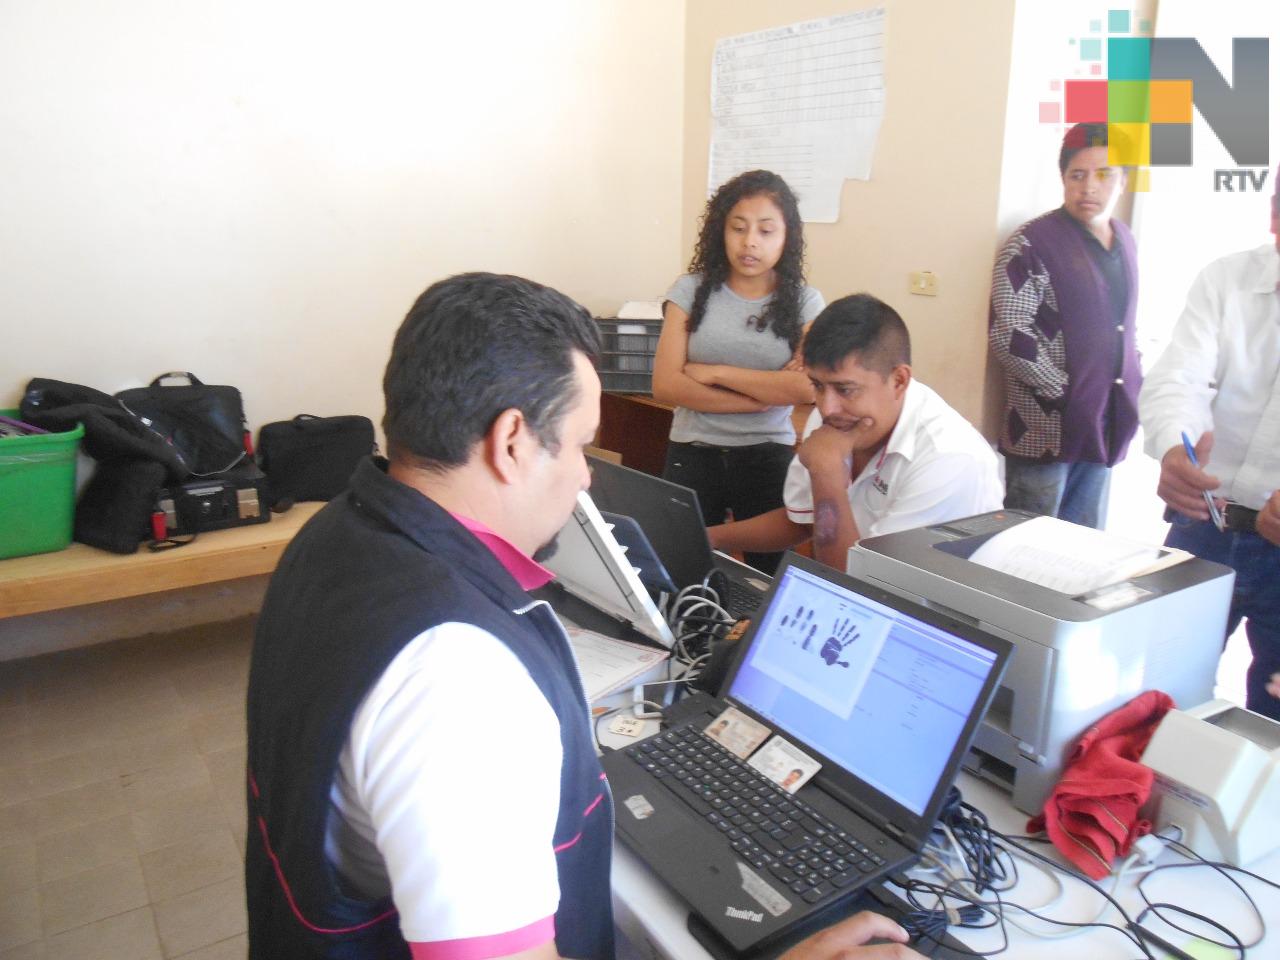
[0,502,324,620]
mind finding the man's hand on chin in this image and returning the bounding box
[799,419,874,478]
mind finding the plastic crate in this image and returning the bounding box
[596,317,661,394]
[0,409,83,560]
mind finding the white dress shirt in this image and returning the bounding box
[1140,243,1280,511]
[784,379,1004,540]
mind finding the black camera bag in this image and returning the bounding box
[116,372,248,477]
[257,414,375,504]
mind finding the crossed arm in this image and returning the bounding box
[652,302,814,411]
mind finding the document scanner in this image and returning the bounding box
[846,510,1235,814]
[1141,700,1280,866]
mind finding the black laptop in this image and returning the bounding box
[602,553,1012,956]
[586,455,771,618]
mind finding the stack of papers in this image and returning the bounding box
[616,300,664,321]
[565,626,669,702]
[968,516,1192,597]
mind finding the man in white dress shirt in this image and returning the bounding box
[1139,171,1280,720]
[710,293,1003,572]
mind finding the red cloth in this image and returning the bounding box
[1027,690,1175,879]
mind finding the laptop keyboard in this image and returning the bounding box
[723,579,762,618]
[708,568,762,619]
[625,726,887,905]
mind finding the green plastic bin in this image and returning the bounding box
[0,409,84,560]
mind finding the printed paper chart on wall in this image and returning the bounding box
[709,7,886,223]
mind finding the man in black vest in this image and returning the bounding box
[245,272,922,960]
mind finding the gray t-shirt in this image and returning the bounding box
[665,273,825,446]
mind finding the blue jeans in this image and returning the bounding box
[663,440,794,575]
[1003,457,1111,529]
[1166,517,1280,721]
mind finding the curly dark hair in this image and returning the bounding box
[686,169,807,351]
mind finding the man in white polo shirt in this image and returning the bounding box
[711,293,1003,571]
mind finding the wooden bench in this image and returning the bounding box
[0,502,323,620]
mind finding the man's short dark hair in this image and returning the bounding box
[1059,123,1107,173]
[1057,122,1136,174]
[801,294,911,376]
[383,272,601,470]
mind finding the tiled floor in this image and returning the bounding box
[0,618,253,959]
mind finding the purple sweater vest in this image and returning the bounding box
[1020,210,1141,465]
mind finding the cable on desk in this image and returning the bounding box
[989,829,1158,959]
[931,788,1014,894]
[661,579,736,701]
[900,842,1152,956]
[888,790,1163,959]
[894,873,1006,957]
[593,705,624,753]
[1129,832,1280,957]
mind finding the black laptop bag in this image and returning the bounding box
[257,414,375,504]
[116,372,249,477]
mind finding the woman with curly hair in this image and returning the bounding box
[652,169,824,574]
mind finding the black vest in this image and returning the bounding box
[245,458,615,959]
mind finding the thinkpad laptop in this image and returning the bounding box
[602,552,1011,956]
[586,455,771,618]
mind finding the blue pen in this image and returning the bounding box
[1180,431,1225,531]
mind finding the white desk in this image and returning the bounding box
[607,764,1280,959]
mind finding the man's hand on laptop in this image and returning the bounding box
[781,910,923,960]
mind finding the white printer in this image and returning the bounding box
[847,510,1235,815]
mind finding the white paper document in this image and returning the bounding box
[708,7,886,222]
[616,300,664,321]
[565,627,668,703]
[968,516,1192,597]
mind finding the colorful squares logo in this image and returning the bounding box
[1150,123,1192,165]
[1108,81,1149,122]
[1033,10,1275,184]
[1150,80,1192,123]
[1047,18,1202,177]
[1107,37,1149,80]
[1108,122,1150,166]
[1064,81,1107,123]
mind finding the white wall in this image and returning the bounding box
[0,1,685,657]
[0,0,687,435]
[682,0,1018,431]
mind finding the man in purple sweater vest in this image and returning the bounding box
[989,123,1141,528]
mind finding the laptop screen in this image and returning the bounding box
[726,560,1001,816]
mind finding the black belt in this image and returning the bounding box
[1223,504,1260,533]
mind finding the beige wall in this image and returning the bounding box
[0,1,686,657]
[0,0,687,434]
[682,0,1017,429]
